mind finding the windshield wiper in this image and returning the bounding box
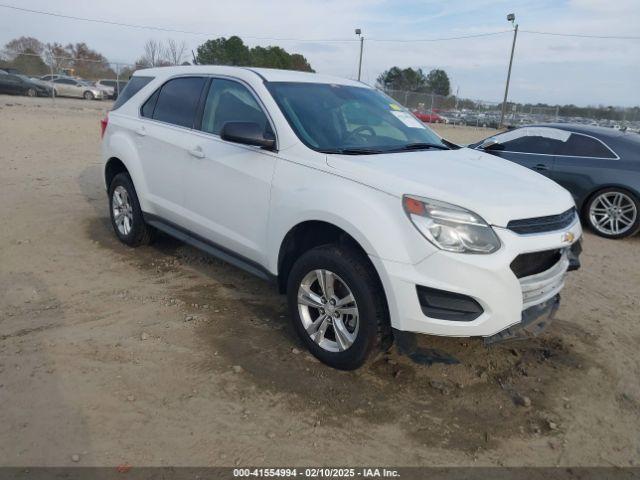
[387,142,451,152]
[319,147,384,155]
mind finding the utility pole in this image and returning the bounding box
[355,28,364,81]
[115,63,120,98]
[499,13,518,128]
[47,47,55,101]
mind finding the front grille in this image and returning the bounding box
[507,207,577,234]
[510,249,562,279]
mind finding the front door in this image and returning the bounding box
[53,78,76,97]
[183,78,277,265]
[478,127,569,178]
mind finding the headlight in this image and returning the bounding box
[402,195,501,254]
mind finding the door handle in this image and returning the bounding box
[533,163,549,171]
[135,126,146,137]
[188,146,205,158]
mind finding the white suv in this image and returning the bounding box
[101,66,582,370]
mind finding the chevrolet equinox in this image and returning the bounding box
[101,66,582,369]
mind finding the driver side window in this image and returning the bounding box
[500,135,563,155]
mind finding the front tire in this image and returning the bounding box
[108,173,154,246]
[585,188,640,239]
[26,88,37,97]
[83,91,94,100]
[286,244,390,370]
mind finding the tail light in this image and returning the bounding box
[100,112,109,139]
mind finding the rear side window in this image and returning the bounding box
[557,134,616,158]
[152,77,206,128]
[112,76,154,110]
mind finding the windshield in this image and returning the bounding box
[266,82,447,154]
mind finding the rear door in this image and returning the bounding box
[552,132,620,204]
[135,76,207,224]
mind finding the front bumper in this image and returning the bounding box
[370,218,582,338]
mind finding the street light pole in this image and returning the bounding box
[355,28,364,81]
[499,14,518,128]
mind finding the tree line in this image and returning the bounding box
[1,35,636,119]
[377,66,451,96]
[0,36,115,79]
[0,35,314,80]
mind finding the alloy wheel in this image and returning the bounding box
[297,269,359,352]
[112,186,134,236]
[589,191,637,236]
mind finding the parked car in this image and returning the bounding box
[17,74,51,89]
[412,110,444,123]
[49,77,106,100]
[471,124,640,239]
[0,73,52,97]
[95,79,127,99]
[101,66,582,369]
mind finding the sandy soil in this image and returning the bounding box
[0,95,639,467]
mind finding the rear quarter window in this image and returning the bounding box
[112,76,154,110]
[557,133,616,158]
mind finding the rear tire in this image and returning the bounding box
[585,188,640,239]
[108,173,154,246]
[286,244,390,370]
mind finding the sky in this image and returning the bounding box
[1,0,639,107]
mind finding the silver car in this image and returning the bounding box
[50,77,106,100]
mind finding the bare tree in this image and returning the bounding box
[165,39,187,66]
[138,39,168,67]
[2,36,44,60]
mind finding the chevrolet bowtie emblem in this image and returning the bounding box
[561,232,575,244]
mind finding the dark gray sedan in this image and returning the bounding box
[471,124,640,239]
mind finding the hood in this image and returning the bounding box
[326,147,574,227]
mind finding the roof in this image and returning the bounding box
[133,65,367,88]
[528,123,627,141]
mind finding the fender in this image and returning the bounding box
[265,157,436,275]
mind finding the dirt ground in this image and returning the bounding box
[1,95,639,467]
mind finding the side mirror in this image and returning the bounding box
[220,122,276,150]
[479,138,501,150]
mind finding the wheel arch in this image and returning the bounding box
[276,220,381,295]
[104,157,129,190]
[102,128,151,211]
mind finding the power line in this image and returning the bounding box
[0,4,510,42]
[2,3,639,43]
[520,29,640,40]
[0,4,355,42]
[368,31,512,42]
